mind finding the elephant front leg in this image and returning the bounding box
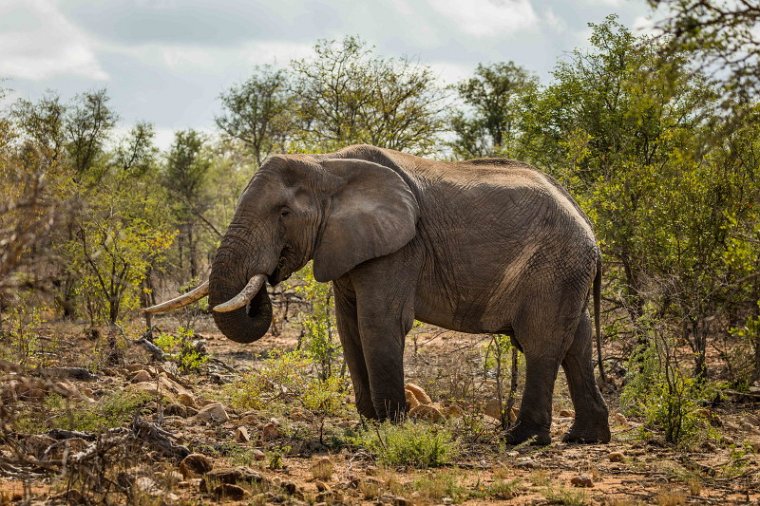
[350,259,417,422]
[358,317,408,421]
[334,284,377,419]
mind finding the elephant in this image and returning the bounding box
[146,144,611,445]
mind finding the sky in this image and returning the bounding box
[0,0,657,150]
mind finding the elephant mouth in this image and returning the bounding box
[267,247,291,286]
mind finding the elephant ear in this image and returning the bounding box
[313,158,419,282]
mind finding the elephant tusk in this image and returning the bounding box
[143,280,209,314]
[213,274,267,313]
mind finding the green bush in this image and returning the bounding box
[620,340,718,446]
[353,421,458,468]
[154,326,208,372]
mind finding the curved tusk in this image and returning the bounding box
[213,274,267,313]
[143,280,209,314]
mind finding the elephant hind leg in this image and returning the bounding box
[561,311,610,443]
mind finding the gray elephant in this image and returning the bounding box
[147,144,610,445]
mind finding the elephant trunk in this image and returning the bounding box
[208,241,272,344]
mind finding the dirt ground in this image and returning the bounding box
[1,313,758,505]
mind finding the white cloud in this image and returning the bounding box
[0,0,108,81]
[428,61,473,84]
[427,0,539,37]
[112,40,313,73]
[632,15,660,36]
[544,8,568,33]
[580,0,623,5]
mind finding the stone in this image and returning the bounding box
[613,412,628,425]
[252,449,266,461]
[200,467,267,492]
[404,383,432,404]
[558,409,575,417]
[194,402,229,424]
[515,457,535,469]
[131,370,152,383]
[235,426,250,443]
[177,393,197,408]
[212,483,248,500]
[408,404,444,422]
[164,403,187,417]
[261,422,279,439]
[179,453,213,477]
[315,481,330,492]
[608,452,625,463]
[570,474,594,488]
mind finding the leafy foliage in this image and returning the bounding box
[352,421,458,468]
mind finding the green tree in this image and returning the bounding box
[519,15,759,380]
[291,36,446,154]
[163,130,212,280]
[216,65,294,165]
[648,0,760,102]
[449,62,538,159]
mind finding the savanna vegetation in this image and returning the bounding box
[1,6,758,505]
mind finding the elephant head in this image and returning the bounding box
[145,155,420,344]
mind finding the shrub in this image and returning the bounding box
[353,421,458,468]
[154,326,208,372]
[620,338,717,446]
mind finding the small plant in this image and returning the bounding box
[267,445,290,470]
[309,457,334,481]
[154,326,208,372]
[226,351,313,410]
[543,485,589,505]
[0,302,44,366]
[353,421,458,468]
[412,471,467,503]
[293,263,342,380]
[620,335,717,446]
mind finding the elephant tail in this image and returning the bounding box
[594,254,607,384]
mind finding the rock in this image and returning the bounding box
[570,474,594,488]
[179,453,213,477]
[408,404,444,422]
[164,403,187,417]
[613,412,628,425]
[515,457,535,469]
[235,426,250,443]
[200,467,267,492]
[310,457,334,480]
[131,370,152,383]
[608,451,625,463]
[393,496,413,506]
[404,383,432,405]
[607,452,625,462]
[127,381,177,404]
[442,404,465,418]
[558,409,575,417]
[194,402,229,424]
[280,480,298,495]
[405,388,421,409]
[442,497,454,505]
[135,476,158,493]
[213,483,248,500]
[261,422,279,439]
[252,449,266,461]
[177,393,197,408]
[290,407,312,422]
[315,481,330,492]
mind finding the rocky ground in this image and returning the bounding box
[1,315,759,505]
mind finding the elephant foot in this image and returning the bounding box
[505,422,551,446]
[562,421,611,444]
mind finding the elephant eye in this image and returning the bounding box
[280,207,291,218]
